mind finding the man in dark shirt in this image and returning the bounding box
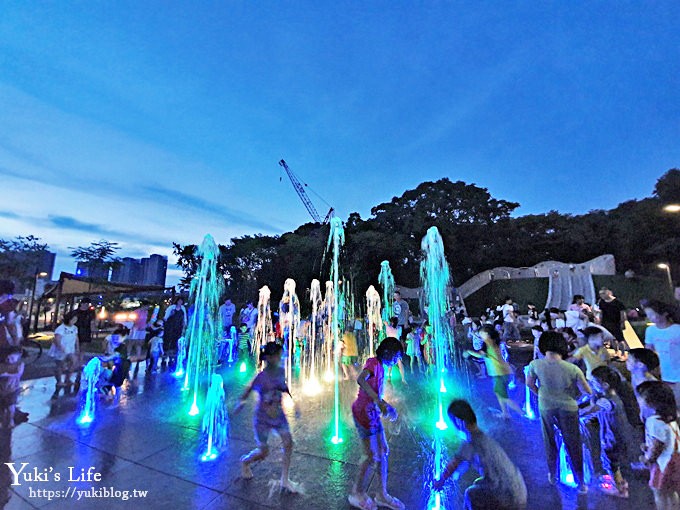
[74,300,96,344]
[597,288,628,359]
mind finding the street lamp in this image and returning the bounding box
[663,204,680,213]
[657,263,674,294]
[28,270,48,334]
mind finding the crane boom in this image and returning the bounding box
[278,159,323,223]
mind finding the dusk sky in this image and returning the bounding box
[1,2,679,286]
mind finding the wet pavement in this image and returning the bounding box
[2,354,657,509]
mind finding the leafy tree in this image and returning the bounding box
[69,240,122,279]
[0,235,50,290]
[654,169,680,204]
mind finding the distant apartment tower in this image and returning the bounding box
[111,257,143,285]
[141,254,167,286]
[75,261,109,280]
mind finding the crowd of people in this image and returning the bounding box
[3,276,680,509]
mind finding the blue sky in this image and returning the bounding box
[1,2,679,286]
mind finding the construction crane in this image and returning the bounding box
[278,159,334,224]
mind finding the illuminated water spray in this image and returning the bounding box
[327,217,344,444]
[420,227,453,510]
[77,357,102,426]
[365,285,382,357]
[304,279,323,395]
[174,336,187,378]
[378,261,395,323]
[323,281,335,381]
[253,286,273,360]
[183,235,223,417]
[228,326,237,364]
[201,373,229,461]
[280,279,300,384]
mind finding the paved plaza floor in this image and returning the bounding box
[1,357,657,509]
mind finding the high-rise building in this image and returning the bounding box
[75,261,109,280]
[141,254,167,286]
[111,257,143,285]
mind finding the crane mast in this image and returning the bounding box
[279,159,333,224]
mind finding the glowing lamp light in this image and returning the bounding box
[658,263,670,269]
[663,204,680,213]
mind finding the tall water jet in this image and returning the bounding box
[304,279,323,395]
[323,281,335,380]
[280,278,300,384]
[327,217,344,444]
[183,234,223,417]
[253,286,273,361]
[420,227,454,510]
[378,261,395,323]
[174,336,187,378]
[365,286,382,357]
[77,357,102,426]
[200,373,229,461]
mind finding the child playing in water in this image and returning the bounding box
[433,399,527,509]
[147,329,164,374]
[49,312,81,399]
[349,337,404,510]
[464,326,525,419]
[580,366,632,498]
[637,381,680,509]
[341,328,359,381]
[236,342,300,493]
[0,347,24,427]
[569,326,611,382]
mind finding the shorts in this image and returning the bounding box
[254,420,290,446]
[492,375,512,399]
[342,355,358,365]
[353,414,383,439]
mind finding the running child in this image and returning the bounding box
[236,342,299,493]
[349,337,404,510]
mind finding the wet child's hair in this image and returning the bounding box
[113,326,130,336]
[628,348,660,372]
[240,322,248,329]
[259,341,283,362]
[637,380,678,423]
[582,326,604,341]
[447,399,477,425]
[480,325,501,346]
[389,317,398,328]
[376,337,403,362]
[591,366,621,393]
[538,331,568,357]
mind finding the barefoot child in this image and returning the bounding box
[433,400,527,509]
[349,337,404,510]
[637,381,680,509]
[464,326,524,419]
[236,342,299,492]
[49,312,81,399]
[0,347,24,427]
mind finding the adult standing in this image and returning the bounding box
[392,291,410,340]
[74,300,96,345]
[642,299,680,406]
[597,288,628,359]
[243,301,258,336]
[0,280,20,348]
[526,331,592,494]
[501,297,521,343]
[163,297,187,368]
[219,298,236,332]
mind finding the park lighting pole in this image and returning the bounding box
[658,263,674,294]
[663,204,680,213]
[28,270,48,333]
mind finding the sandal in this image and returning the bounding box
[348,493,377,510]
[375,494,405,510]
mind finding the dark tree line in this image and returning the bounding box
[174,169,680,304]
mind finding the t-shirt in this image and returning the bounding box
[571,345,610,379]
[352,357,384,429]
[50,324,78,360]
[74,308,95,343]
[238,331,251,350]
[342,332,359,357]
[595,393,630,452]
[646,416,680,472]
[393,300,410,326]
[149,336,164,355]
[645,324,680,383]
[527,358,584,412]
[252,367,289,428]
[481,344,512,377]
[219,302,236,327]
[598,298,625,328]
[456,430,527,506]
[502,304,515,323]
